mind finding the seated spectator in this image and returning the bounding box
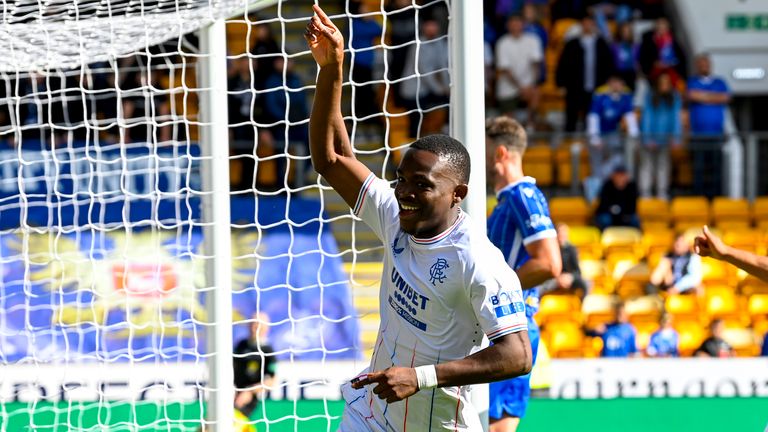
[648,232,703,296]
[399,19,449,138]
[587,75,638,182]
[594,165,640,230]
[588,301,638,358]
[638,17,686,84]
[645,313,679,357]
[687,53,731,198]
[611,22,639,91]
[494,14,542,127]
[233,312,277,417]
[694,319,734,358]
[541,223,587,299]
[639,71,681,200]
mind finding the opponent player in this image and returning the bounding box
[486,117,562,432]
[305,5,532,431]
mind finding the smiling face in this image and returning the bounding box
[394,149,467,238]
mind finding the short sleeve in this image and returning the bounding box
[506,185,557,245]
[353,173,399,242]
[470,250,528,341]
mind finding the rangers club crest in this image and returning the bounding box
[429,258,449,285]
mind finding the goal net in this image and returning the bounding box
[0,0,454,431]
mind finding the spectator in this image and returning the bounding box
[611,22,639,91]
[556,13,614,132]
[588,301,638,358]
[587,75,638,182]
[495,14,542,127]
[349,2,383,130]
[541,223,587,299]
[639,71,682,200]
[264,58,310,188]
[762,332,768,357]
[233,312,277,417]
[399,19,449,138]
[694,319,734,358]
[646,313,679,357]
[250,22,280,89]
[594,165,640,230]
[522,3,548,85]
[687,53,731,198]
[638,17,686,84]
[649,232,703,295]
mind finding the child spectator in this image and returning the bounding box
[649,232,703,295]
[694,319,734,358]
[594,165,640,230]
[588,301,638,358]
[639,71,681,200]
[646,313,679,357]
[587,75,638,183]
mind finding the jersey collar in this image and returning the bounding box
[409,210,465,246]
[496,176,537,198]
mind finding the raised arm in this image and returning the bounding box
[694,225,768,283]
[305,5,371,207]
[352,331,532,403]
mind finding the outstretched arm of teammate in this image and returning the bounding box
[694,225,768,283]
[352,331,532,403]
[516,237,562,289]
[305,5,371,207]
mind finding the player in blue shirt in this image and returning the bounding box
[486,116,562,432]
[645,313,679,357]
[589,301,638,357]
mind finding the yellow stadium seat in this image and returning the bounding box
[625,295,663,326]
[704,287,746,326]
[676,321,706,356]
[739,275,768,297]
[554,142,590,188]
[712,197,750,229]
[723,229,762,255]
[551,19,578,50]
[671,196,710,231]
[638,198,670,230]
[665,294,701,324]
[523,146,553,187]
[752,197,768,229]
[544,321,585,358]
[642,228,675,268]
[748,294,768,326]
[601,227,643,259]
[580,259,611,294]
[549,196,591,227]
[613,260,650,299]
[582,294,616,328]
[568,226,602,260]
[721,328,760,357]
[537,294,581,326]
[700,258,730,286]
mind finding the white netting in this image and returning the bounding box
[0,0,451,430]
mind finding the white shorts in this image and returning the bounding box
[337,370,386,432]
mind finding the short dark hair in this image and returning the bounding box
[486,116,527,155]
[410,134,471,184]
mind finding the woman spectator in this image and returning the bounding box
[639,71,681,200]
[612,22,639,91]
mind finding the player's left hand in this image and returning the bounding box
[351,367,419,403]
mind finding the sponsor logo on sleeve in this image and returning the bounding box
[490,291,525,318]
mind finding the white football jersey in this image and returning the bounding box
[345,173,528,431]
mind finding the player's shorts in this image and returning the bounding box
[489,320,540,420]
[337,369,386,432]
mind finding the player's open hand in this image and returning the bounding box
[305,5,344,67]
[351,367,419,403]
[694,225,728,260]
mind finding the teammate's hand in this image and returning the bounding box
[304,5,344,67]
[351,367,419,403]
[694,225,728,260]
